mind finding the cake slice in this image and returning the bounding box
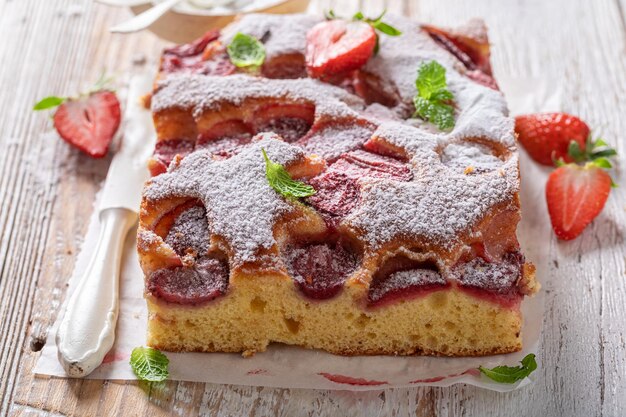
[137,13,539,356]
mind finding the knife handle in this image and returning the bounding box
[56,207,137,377]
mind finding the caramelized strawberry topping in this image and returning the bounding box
[368,256,448,307]
[451,251,524,307]
[161,30,236,76]
[148,257,229,305]
[252,104,315,143]
[197,119,253,158]
[307,150,412,217]
[153,139,195,169]
[164,204,210,257]
[287,242,357,300]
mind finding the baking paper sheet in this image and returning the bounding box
[34,74,559,391]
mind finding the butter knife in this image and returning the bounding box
[56,75,154,377]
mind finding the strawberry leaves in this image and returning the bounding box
[33,96,66,111]
[555,136,618,187]
[565,136,618,165]
[413,61,455,131]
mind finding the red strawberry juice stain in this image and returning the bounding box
[102,351,129,364]
[246,369,271,376]
[409,369,479,384]
[318,373,388,386]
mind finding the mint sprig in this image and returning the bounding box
[479,353,537,384]
[413,60,455,130]
[227,33,265,70]
[326,9,402,53]
[262,148,315,199]
[556,136,618,187]
[130,346,170,382]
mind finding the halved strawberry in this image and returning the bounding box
[52,91,121,158]
[546,163,612,240]
[305,19,376,80]
[515,113,590,166]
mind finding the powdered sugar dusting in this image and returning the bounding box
[450,253,523,293]
[363,15,457,111]
[165,205,210,257]
[363,15,515,147]
[345,155,519,248]
[146,13,524,279]
[152,74,365,120]
[299,124,375,161]
[441,142,503,172]
[144,134,307,264]
[220,14,321,60]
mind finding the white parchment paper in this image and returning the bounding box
[34,75,559,391]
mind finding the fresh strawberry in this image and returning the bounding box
[515,113,590,165]
[546,163,612,240]
[34,84,121,158]
[52,91,121,158]
[305,19,376,80]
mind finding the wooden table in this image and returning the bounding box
[1,0,625,415]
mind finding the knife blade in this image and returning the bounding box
[56,74,155,377]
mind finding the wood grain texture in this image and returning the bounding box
[1,0,625,416]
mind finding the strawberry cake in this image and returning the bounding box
[137,13,539,356]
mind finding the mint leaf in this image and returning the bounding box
[414,97,455,131]
[130,347,170,382]
[479,353,537,384]
[227,33,265,69]
[262,148,315,198]
[416,61,447,98]
[413,61,456,130]
[33,96,65,111]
